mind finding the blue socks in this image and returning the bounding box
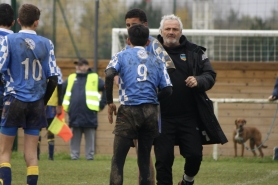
[0,163,12,185]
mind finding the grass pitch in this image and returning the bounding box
[10,152,278,185]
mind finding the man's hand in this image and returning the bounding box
[56,105,62,115]
[268,95,277,101]
[108,103,117,124]
[185,76,198,88]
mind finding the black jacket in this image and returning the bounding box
[157,35,228,145]
[272,78,278,98]
[62,68,106,128]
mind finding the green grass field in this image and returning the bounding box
[9,152,278,185]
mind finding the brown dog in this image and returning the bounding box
[233,118,267,157]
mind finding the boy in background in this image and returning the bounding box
[0,3,15,116]
[115,8,176,184]
[37,66,63,161]
[0,4,58,185]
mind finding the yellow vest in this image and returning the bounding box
[62,73,100,112]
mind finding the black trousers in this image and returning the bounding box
[154,116,203,185]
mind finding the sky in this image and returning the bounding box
[225,0,277,18]
[1,0,277,19]
[125,0,278,20]
[1,0,277,21]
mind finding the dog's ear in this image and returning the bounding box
[244,119,247,125]
[235,119,238,125]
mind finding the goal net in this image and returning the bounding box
[112,28,278,62]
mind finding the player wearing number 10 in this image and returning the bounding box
[105,24,173,185]
[0,4,58,185]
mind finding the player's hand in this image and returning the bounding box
[108,103,117,124]
[185,76,198,88]
[114,75,119,88]
[56,105,62,115]
[268,95,277,101]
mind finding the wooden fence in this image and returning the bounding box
[17,60,278,158]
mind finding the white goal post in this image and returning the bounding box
[112,28,278,62]
[111,29,278,159]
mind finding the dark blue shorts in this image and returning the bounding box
[1,96,47,129]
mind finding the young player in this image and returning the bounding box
[105,24,172,185]
[0,3,15,116]
[37,66,63,161]
[0,4,58,185]
[0,3,14,34]
[114,8,175,184]
[124,9,175,73]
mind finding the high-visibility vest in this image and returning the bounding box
[62,73,100,112]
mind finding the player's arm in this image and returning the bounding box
[43,40,58,105]
[105,52,121,104]
[98,77,107,110]
[105,68,118,124]
[44,76,58,105]
[56,67,63,114]
[157,61,173,101]
[157,86,172,101]
[153,39,175,73]
[0,74,3,86]
[0,36,10,73]
[57,83,63,106]
[105,68,117,104]
[56,83,63,114]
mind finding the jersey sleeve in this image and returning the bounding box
[0,36,10,73]
[57,66,63,84]
[106,52,121,72]
[47,40,58,77]
[151,39,175,70]
[158,61,172,89]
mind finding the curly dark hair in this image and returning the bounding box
[125,8,147,23]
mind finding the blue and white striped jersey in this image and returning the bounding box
[45,66,63,118]
[107,46,172,105]
[0,28,13,37]
[125,36,172,66]
[57,66,63,85]
[0,30,58,102]
[0,28,14,109]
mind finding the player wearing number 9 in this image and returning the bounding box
[0,4,58,185]
[105,24,173,185]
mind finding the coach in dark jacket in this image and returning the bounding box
[268,78,278,101]
[153,14,228,185]
[62,58,106,160]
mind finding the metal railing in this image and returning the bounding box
[112,29,278,62]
